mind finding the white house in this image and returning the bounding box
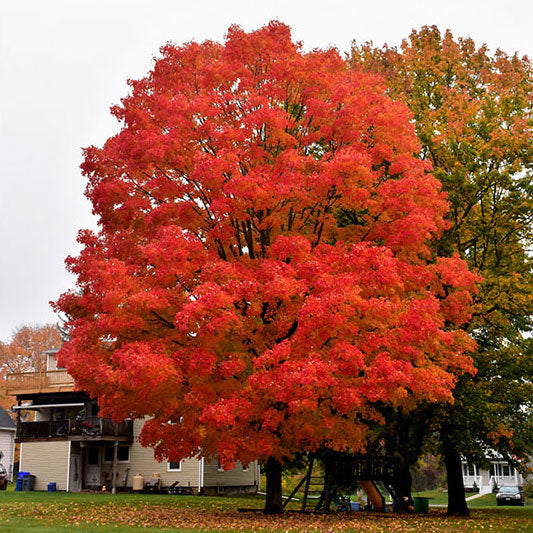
[462,454,526,495]
[0,406,16,481]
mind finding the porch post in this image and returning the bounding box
[111,441,118,494]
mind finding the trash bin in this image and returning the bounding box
[413,497,430,513]
[15,478,23,491]
[22,475,36,491]
[132,473,144,492]
[349,501,361,511]
[47,482,57,492]
[18,471,29,479]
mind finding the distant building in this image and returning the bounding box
[462,455,527,494]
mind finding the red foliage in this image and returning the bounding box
[54,22,478,467]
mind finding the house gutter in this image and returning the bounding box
[10,436,15,481]
[198,457,204,493]
[13,403,85,410]
[66,441,72,492]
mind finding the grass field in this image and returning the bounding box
[412,489,510,507]
[0,487,531,532]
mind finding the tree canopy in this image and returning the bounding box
[350,26,533,515]
[0,323,62,412]
[0,323,62,374]
[55,22,477,477]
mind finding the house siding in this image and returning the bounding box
[124,420,258,491]
[46,354,58,371]
[20,441,69,490]
[203,459,259,488]
[112,419,198,489]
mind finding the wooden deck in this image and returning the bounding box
[5,369,76,395]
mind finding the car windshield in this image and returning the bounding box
[500,486,519,494]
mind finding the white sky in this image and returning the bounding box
[1,0,532,342]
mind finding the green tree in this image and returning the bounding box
[350,26,533,516]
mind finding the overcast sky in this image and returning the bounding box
[1,0,532,342]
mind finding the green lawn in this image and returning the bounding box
[0,486,532,532]
[413,489,533,509]
[412,489,449,506]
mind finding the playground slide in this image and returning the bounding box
[359,481,385,511]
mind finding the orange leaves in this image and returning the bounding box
[55,21,479,468]
[434,254,481,290]
[487,426,514,447]
[4,497,533,532]
[0,324,62,377]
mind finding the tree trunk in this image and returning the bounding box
[442,438,469,516]
[264,457,283,514]
[392,462,414,512]
[319,453,337,511]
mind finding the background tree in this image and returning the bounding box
[411,452,446,492]
[350,26,533,516]
[55,22,477,513]
[0,323,62,413]
[0,323,62,374]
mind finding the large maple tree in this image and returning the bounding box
[55,22,478,512]
[350,26,533,516]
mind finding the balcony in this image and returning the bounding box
[16,417,133,442]
[5,370,75,395]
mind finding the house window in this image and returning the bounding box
[103,445,130,463]
[492,463,514,477]
[87,447,99,465]
[242,463,249,472]
[217,461,224,472]
[167,461,181,472]
[462,463,475,477]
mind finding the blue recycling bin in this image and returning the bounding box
[18,471,29,479]
[47,482,57,492]
[15,478,23,491]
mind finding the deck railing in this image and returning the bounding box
[5,370,75,394]
[463,475,483,488]
[491,474,522,487]
[17,417,133,440]
[352,457,393,481]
